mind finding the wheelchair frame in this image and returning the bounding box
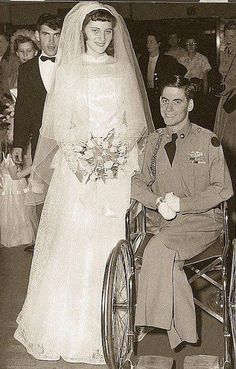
[101,200,235,369]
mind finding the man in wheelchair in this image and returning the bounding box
[131,75,233,349]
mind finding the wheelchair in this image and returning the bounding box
[101,200,236,369]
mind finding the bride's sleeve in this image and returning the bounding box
[119,65,148,150]
[52,66,85,174]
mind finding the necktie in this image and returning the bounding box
[164,133,178,166]
[40,55,56,63]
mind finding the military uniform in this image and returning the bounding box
[131,122,233,349]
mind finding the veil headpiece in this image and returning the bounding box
[27,1,154,205]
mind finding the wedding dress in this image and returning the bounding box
[14,54,140,364]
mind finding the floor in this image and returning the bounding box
[0,245,229,369]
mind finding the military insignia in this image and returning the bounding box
[189,151,206,164]
[211,137,220,147]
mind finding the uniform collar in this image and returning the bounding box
[166,120,191,140]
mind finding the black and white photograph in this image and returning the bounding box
[0,1,236,369]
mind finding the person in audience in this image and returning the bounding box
[12,14,62,163]
[0,150,37,248]
[214,21,236,238]
[12,31,38,66]
[13,2,152,363]
[165,31,187,61]
[131,75,233,349]
[139,31,187,129]
[0,30,19,100]
[179,36,211,96]
[12,14,62,253]
[179,36,212,125]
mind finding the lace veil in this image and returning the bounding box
[27,1,154,205]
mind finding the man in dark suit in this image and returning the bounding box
[139,31,187,128]
[12,13,62,252]
[12,13,62,164]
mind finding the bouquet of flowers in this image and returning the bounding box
[0,100,15,144]
[75,129,128,183]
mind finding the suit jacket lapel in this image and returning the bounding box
[31,56,47,95]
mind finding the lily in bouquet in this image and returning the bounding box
[75,129,128,183]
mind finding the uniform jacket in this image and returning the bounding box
[13,55,47,158]
[138,53,187,90]
[132,122,233,259]
[132,122,233,212]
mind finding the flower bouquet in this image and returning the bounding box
[75,129,128,183]
[0,100,15,144]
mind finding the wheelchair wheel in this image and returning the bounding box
[229,242,236,368]
[101,240,135,369]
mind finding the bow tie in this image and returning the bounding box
[40,55,56,63]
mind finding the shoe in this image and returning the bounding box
[24,245,34,253]
[136,327,154,342]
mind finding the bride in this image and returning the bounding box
[14,1,153,364]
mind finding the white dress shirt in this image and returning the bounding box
[147,54,159,88]
[39,52,56,93]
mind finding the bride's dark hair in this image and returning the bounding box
[82,9,116,56]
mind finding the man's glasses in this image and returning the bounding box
[186,42,197,46]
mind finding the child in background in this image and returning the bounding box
[0,152,38,248]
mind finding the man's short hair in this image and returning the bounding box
[224,21,236,33]
[147,30,161,44]
[36,13,63,32]
[160,75,196,100]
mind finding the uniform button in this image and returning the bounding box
[180,134,185,139]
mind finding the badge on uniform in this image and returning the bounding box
[189,151,206,164]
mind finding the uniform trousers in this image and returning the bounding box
[135,210,223,349]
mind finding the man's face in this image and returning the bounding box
[146,35,160,55]
[168,33,179,48]
[16,41,37,64]
[35,25,61,56]
[0,35,9,57]
[160,86,193,128]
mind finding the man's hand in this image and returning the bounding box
[165,192,180,212]
[158,201,176,220]
[12,148,23,164]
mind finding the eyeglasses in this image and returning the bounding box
[186,42,197,46]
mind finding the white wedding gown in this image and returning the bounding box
[14,56,140,363]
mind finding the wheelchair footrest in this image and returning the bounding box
[136,355,173,369]
[184,355,220,369]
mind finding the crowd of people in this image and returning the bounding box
[0,0,235,365]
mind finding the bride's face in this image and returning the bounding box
[84,20,113,56]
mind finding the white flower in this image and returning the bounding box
[101,141,109,150]
[119,145,127,154]
[104,160,113,169]
[117,157,127,164]
[102,150,107,156]
[106,170,114,178]
[84,150,94,159]
[90,172,98,181]
[74,145,85,153]
[110,146,118,153]
[87,139,95,148]
[112,137,121,146]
